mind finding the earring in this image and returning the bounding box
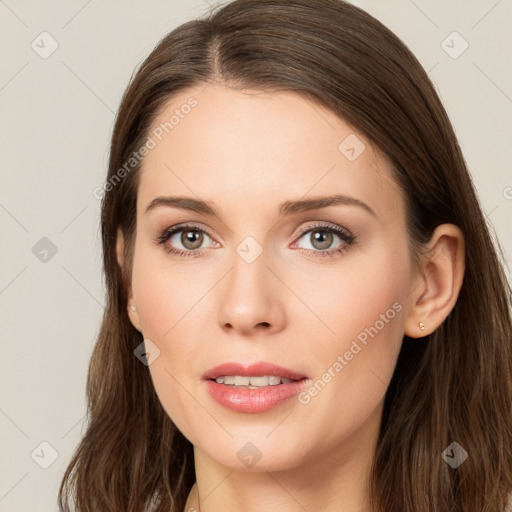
[128,305,137,312]
[419,321,425,331]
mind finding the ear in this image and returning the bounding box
[404,224,465,338]
[116,228,142,332]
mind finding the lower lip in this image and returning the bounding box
[205,379,309,413]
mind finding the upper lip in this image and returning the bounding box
[202,362,307,381]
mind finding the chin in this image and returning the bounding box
[190,430,314,473]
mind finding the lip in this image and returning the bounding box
[202,361,307,381]
[202,361,309,413]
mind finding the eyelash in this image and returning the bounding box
[154,222,356,259]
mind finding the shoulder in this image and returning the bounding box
[506,491,512,512]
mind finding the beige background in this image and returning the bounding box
[0,0,511,510]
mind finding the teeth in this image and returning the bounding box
[235,376,250,386]
[214,375,296,387]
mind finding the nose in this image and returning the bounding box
[217,246,286,336]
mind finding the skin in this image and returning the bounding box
[117,83,465,512]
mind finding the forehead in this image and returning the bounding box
[137,84,404,223]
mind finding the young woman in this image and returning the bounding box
[58,0,512,511]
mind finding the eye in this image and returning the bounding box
[294,223,355,257]
[155,224,215,257]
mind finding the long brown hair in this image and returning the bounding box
[58,1,512,510]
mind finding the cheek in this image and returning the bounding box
[290,238,409,344]
[131,245,215,438]
[147,359,203,443]
[132,241,210,339]
[292,240,410,416]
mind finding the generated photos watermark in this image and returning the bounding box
[298,301,403,404]
[93,96,198,200]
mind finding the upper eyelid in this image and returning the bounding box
[295,222,351,237]
[163,222,214,237]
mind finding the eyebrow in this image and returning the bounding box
[144,194,377,218]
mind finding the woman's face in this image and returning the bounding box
[126,84,418,472]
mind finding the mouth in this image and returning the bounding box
[202,362,309,413]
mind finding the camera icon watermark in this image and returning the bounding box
[31,31,59,59]
[503,186,512,200]
[31,441,59,469]
[32,237,58,263]
[441,31,469,59]
[338,134,366,162]
[236,236,263,264]
[134,339,161,366]
[237,442,262,468]
[441,441,468,468]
